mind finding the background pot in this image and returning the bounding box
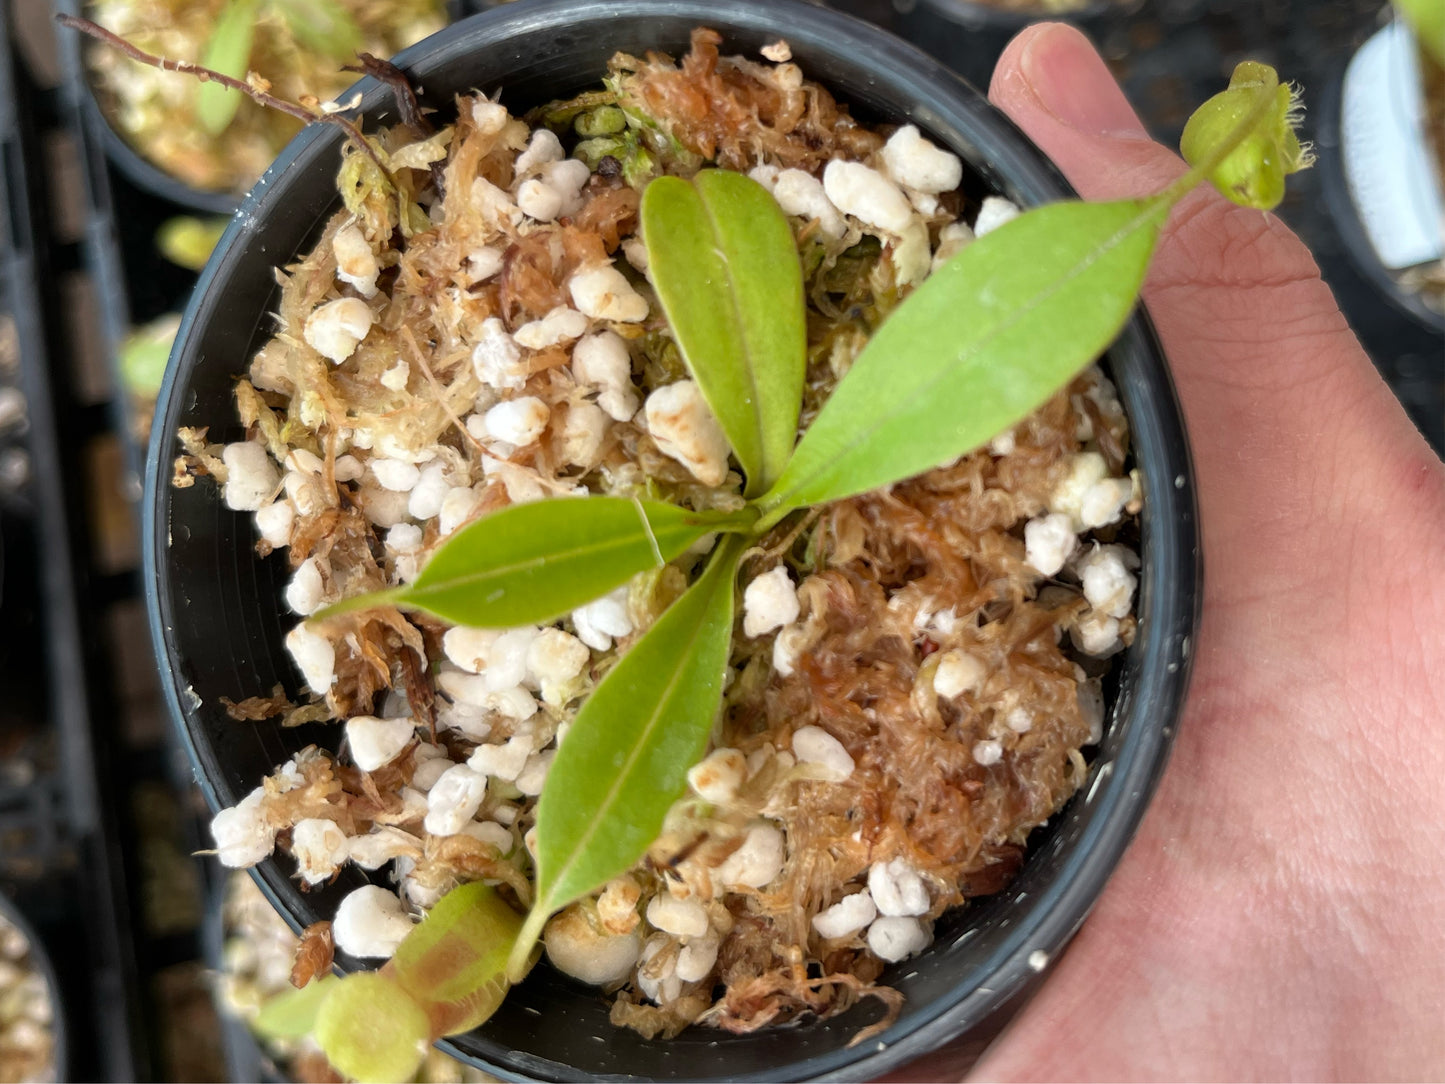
[143,0,1200,1079]
[894,0,1143,89]
[0,892,68,1084]
[60,0,465,216]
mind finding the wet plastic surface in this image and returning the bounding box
[145,2,1199,1080]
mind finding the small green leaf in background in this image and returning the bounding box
[642,171,807,499]
[156,216,228,271]
[195,0,258,136]
[1393,0,1445,68]
[314,971,429,1084]
[389,881,526,1038]
[119,313,181,398]
[315,496,753,628]
[1181,61,1312,212]
[270,0,365,62]
[759,198,1166,519]
[252,974,337,1040]
[507,534,745,980]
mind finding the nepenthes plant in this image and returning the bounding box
[59,14,1312,1076]
[260,61,1310,1082]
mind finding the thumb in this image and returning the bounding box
[987,22,1345,361]
[986,23,1442,591]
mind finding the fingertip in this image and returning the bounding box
[990,21,1147,140]
[987,21,1063,108]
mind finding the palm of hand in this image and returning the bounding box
[913,23,1445,1082]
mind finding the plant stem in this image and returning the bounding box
[310,585,408,623]
[56,13,391,177]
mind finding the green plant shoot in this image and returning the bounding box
[301,60,1310,1073]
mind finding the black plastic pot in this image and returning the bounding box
[894,0,1141,90]
[143,1,1200,1079]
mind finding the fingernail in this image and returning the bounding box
[1020,23,1150,140]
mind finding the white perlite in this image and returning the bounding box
[933,649,984,699]
[646,894,709,939]
[867,915,930,962]
[284,625,335,694]
[303,297,374,363]
[332,221,379,296]
[822,159,913,234]
[345,715,415,772]
[210,787,276,867]
[686,748,747,804]
[973,196,1021,237]
[715,824,785,889]
[791,726,854,781]
[484,396,550,447]
[742,566,800,638]
[1075,544,1138,619]
[545,904,641,986]
[880,125,963,194]
[1024,512,1077,577]
[812,891,878,939]
[772,169,845,237]
[332,885,414,959]
[222,441,279,511]
[472,317,526,390]
[570,264,648,322]
[644,380,730,486]
[868,857,930,917]
[291,818,348,884]
[423,765,488,836]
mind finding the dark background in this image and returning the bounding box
[0,0,1439,1079]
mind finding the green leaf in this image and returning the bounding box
[507,534,745,979]
[314,972,429,1084]
[252,974,337,1040]
[389,881,526,1037]
[269,0,365,61]
[757,198,1166,518]
[156,215,228,271]
[642,171,807,498]
[195,0,258,136]
[315,497,754,628]
[118,314,180,398]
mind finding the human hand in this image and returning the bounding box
[925,22,1445,1081]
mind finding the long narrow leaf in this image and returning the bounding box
[508,534,744,978]
[195,0,257,135]
[758,198,1166,517]
[316,497,752,628]
[642,171,806,498]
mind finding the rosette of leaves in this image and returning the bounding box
[304,63,1311,1080]
[196,0,367,134]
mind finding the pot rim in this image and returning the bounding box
[143,1,1201,1078]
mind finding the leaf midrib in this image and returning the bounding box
[408,530,672,601]
[535,550,732,909]
[763,198,1165,513]
[699,191,769,495]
